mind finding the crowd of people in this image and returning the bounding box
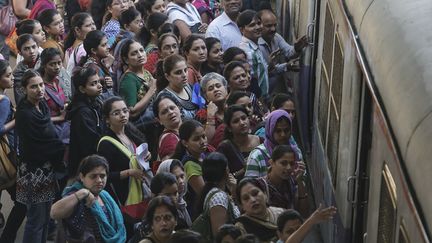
[0,0,337,242]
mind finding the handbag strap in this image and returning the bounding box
[204,188,235,219]
[203,188,221,215]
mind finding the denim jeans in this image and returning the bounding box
[22,201,52,243]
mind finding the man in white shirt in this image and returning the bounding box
[206,0,243,50]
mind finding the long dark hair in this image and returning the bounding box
[79,30,106,66]
[0,60,10,77]
[172,119,203,160]
[37,9,60,37]
[16,19,39,36]
[91,0,109,29]
[136,0,158,19]
[137,12,168,48]
[196,152,228,215]
[64,12,92,51]
[120,8,141,27]
[120,39,140,67]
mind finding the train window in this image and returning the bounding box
[322,3,335,72]
[326,32,344,186]
[327,98,340,185]
[318,65,329,143]
[377,163,397,243]
[332,34,344,114]
[398,220,410,243]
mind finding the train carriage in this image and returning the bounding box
[282,0,432,242]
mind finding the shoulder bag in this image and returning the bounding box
[191,189,235,242]
[0,135,17,190]
[0,0,17,36]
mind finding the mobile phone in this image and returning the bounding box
[271,49,283,57]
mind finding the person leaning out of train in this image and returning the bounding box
[245,109,303,178]
[257,9,308,94]
[259,145,308,216]
[50,155,127,243]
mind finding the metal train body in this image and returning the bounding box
[279,0,432,242]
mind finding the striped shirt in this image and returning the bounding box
[245,144,270,178]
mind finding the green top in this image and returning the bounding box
[119,71,153,107]
[184,160,202,181]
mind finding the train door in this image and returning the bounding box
[288,0,319,151]
[349,80,372,243]
[359,95,428,243]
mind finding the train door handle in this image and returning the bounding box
[347,176,356,204]
[360,175,369,205]
[307,22,315,46]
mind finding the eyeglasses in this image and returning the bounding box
[153,213,174,223]
[110,108,130,116]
